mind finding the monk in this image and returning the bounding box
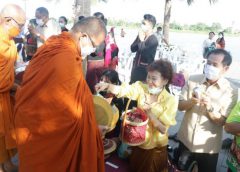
[0,4,26,172]
[14,17,106,172]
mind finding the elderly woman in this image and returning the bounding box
[95,59,178,172]
[225,102,240,172]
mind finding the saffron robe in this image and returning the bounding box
[14,32,105,172]
[0,26,17,163]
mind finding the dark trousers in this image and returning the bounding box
[130,66,147,84]
[177,142,219,172]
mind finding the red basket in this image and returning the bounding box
[121,101,149,146]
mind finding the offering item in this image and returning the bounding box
[93,95,119,132]
[122,108,149,146]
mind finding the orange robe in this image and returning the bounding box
[0,26,17,163]
[14,32,105,172]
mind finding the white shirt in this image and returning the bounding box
[177,74,238,153]
[202,38,215,48]
[36,18,61,47]
[154,31,164,46]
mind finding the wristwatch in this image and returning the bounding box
[206,105,214,113]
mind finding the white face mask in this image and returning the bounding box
[79,37,96,59]
[36,19,44,26]
[218,35,223,39]
[141,24,149,32]
[204,64,221,80]
[59,23,65,28]
[148,86,162,95]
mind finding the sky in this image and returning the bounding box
[0,0,240,29]
[93,0,240,29]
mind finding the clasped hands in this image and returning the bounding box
[191,92,212,111]
[138,30,146,42]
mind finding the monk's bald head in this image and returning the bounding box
[0,4,26,25]
[71,17,107,47]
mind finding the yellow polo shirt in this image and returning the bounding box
[116,81,178,149]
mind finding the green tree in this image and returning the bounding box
[43,0,92,21]
[211,22,222,32]
[223,27,233,34]
[163,0,172,44]
[163,0,217,43]
[170,21,183,30]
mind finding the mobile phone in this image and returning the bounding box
[193,87,201,99]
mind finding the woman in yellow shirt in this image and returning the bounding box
[95,59,178,172]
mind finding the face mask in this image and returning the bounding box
[218,35,223,39]
[59,23,65,28]
[8,26,20,38]
[79,37,96,59]
[141,24,149,32]
[204,64,221,80]
[36,19,44,26]
[148,86,162,95]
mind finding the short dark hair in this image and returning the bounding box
[143,14,156,28]
[147,59,173,88]
[59,16,67,24]
[93,12,105,21]
[218,32,224,37]
[71,16,107,39]
[101,69,121,85]
[78,15,85,21]
[209,31,215,35]
[206,49,232,66]
[36,7,49,17]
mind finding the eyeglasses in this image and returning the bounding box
[88,35,97,48]
[5,17,25,29]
